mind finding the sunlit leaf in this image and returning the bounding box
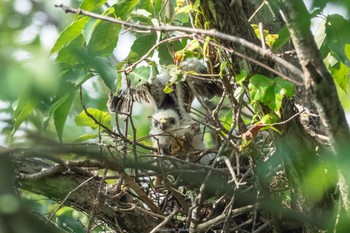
[129,66,151,86]
[260,112,279,124]
[249,75,295,116]
[10,97,39,141]
[80,0,108,12]
[74,108,112,130]
[51,17,89,54]
[113,0,139,20]
[236,70,248,86]
[330,61,350,94]
[73,133,99,142]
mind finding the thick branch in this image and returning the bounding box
[276,0,350,216]
[15,158,161,233]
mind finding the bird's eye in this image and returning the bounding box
[154,121,159,127]
[169,117,176,125]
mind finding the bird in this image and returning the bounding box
[149,109,204,160]
[107,58,223,162]
[107,58,223,116]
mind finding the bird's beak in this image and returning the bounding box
[159,118,167,131]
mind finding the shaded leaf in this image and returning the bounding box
[139,0,162,16]
[87,14,121,57]
[325,14,350,66]
[271,26,290,51]
[113,0,139,20]
[128,33,157,60]
[91,56,118,92]
[54,91,76,141]
[10,97,39,141]
[56,35,86,65]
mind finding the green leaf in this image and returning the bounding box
[249,75,295,116]
[87,15,121,56]
[82,18,97,44]
[73,133,99,142]
[56,35,86,65]
[129,66,151,86]
[235,70,248,86]
[60,65,89,86]
[139,0,162,16]
[260,112,279,124]
[158,40,183,65]
[91,56,118,92]
[325,14,350,66]
[10,97,39,141]
[80,0,108,11]
[54,91,76,141]
[271,25,290,51]
[330,61,350,94]
[74,108,112,130]
[113,0,139,20]
[51,17,89,54]
[219,61,227,76]
[128,33,157,59]
[163,83,174,94]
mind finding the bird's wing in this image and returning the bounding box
[108,72,172,114]
[179,58,223,100]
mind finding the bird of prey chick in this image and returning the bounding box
[149,109,205,161]
[108,58,222,162]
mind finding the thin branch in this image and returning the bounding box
[119,35,190,73]
[197,204,256,232]
[54,4,304,81]
[19,164,65,180]
[150,206,179,233]
[47,176,95,222]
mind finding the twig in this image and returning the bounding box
[252,220,271,233]
[196,204,256,232]
[123,172,163,215]
[54,4,304,81]
[191,34,303,85]
[219,156,243,187]
[258,22,266,49]
[47,176,95,222]
[248,0,267,22]
[150,206,179,233]
[87,169,108,233]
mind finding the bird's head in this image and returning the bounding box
[151,109,181,132]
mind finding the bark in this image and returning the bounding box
[15,157,160,233]
[276,0,350,220]
[192,0,333,229]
